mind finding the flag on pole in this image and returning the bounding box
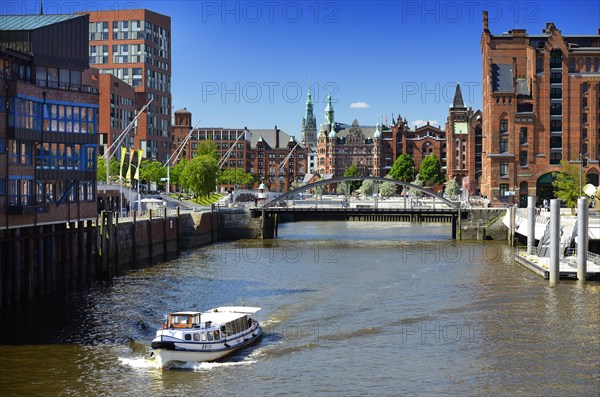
[119,147,127,180]
[134,149,143,180]
[125,148,134,182]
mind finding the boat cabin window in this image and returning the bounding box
[213,330,220,340]
[224,316,250,336]
[193,333,200,341]
[201,332,207,341]
[207,331,214,341]
[169,313,199,329]
[184,334,191,341]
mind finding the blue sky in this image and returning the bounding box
[4,0,599,136]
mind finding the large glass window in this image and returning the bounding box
[43,102,96,134]
[8,176,33,206]
[500,119,508,133]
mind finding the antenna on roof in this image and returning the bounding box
[40,0,44,15]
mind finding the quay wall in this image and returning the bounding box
[0,210,219,307]
[460,208,507,240]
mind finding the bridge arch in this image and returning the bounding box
[262,176,458,209]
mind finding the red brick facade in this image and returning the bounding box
[481,12,600,205]
[86,9,172,162]
[83,68,135,157]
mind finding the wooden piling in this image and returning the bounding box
[148,210,153,264]
[36,226,44,297]
[25,227,34,300]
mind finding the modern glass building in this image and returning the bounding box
[0,14,99,227]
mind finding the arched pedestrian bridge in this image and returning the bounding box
[250,176,463,239]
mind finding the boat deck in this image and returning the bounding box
[515,249,600,280]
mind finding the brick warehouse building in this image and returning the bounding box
[85,9,172,162]
[0,14,99,304]
[172,109,309,192]
[480,11,600,206]
[317,86,483,186]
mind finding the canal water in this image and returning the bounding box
[0,222,598,396]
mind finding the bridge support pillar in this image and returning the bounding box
[261,210,276,239]
[452,212,460,240]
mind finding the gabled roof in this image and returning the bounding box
[0,14,85,31]
[250,128,294,148]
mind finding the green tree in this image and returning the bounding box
[360,179,374,197]
[170,158,187,189]
[313,178,326,197]
[218,168,254,188]
[97,156,120,182]
[379,181,397,198]
[445,177,460,200]
[343,164,362,194]
[419,154,445,185]
[389,153,416,182]
[411,173,424,197]
[553,160,586,210]
[181,154,219,198]
[196,139,218,160]
[140,160,167,189]
[290,179,304,190]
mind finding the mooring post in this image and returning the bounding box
[577,197,589,282]
[451,213,457,239]
[176,206,181,254]
[132,210,137,263]
[527,196,536,254]
[457,208,462,240]
[148,209,153,264]
[163,207,168,260]
[549,199,560,284]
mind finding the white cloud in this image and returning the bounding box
[350,102,371,108]
[410,119,439,129]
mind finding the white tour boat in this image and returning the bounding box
[149,306,262,368]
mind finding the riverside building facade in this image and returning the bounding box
[85,9,171,162]
[480,11,600,205]
[0,14,99,304]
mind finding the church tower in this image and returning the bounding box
[301,86,317,148]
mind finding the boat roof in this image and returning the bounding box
[169,311,202,316]
[168,307,261,324]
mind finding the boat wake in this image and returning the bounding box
[119,356,162,369]
[190,359,257,371]
[118,356,257,371]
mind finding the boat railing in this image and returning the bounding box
[516,208,550,225]
[564,248,600,265]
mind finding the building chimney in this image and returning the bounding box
[275,125,280,148]
[482,10,489,31]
